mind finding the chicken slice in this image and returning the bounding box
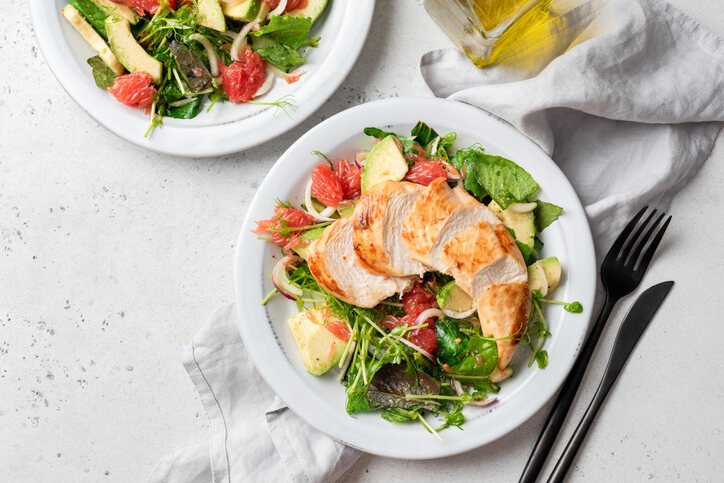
[440,221,527,299]
[352,181,427,277]
[308,217,414,308]
[476,283,531,369]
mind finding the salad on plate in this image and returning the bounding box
[60,0,327,134]
[254,122,583,439]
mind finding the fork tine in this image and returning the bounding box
[635,215,672,272]
[626,211,665,267]
[605,206,649,263]
[620,208,658,262]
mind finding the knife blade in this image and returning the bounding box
[547,281,675,483]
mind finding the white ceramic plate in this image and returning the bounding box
[235,98,596,459]
[29,0,374,157]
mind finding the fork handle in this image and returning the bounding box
[519,295,617,483]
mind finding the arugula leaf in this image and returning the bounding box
[411,121,439,146]
[535,201,564,231]
[87,56,117,89]
[166,97,204,120]
[250,15,315,72]
[346,388,374,414]
[251,14,314,49]
[252,36,308,72]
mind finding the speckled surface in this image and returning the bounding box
[2,0,723,481]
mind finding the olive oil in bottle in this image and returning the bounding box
[425,0,555,67]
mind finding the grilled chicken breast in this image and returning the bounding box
[477,283,532,369]
[307,217,414,308]
[352,181,427,277]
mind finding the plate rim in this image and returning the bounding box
[28,0,375,158]
[234,97,597,459]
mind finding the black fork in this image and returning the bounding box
[519,206,672,483]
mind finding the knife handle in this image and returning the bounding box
[547,369,618,483]
[519,296,617,483]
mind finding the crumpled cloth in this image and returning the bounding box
[150,0,723,481]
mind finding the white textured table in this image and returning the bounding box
[2,0,723,481]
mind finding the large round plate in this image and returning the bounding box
[29,0,374,157]
[235,98,596,459]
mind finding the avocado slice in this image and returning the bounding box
[288,0,329,23]
[196,0,226,31]
[222,0,269,22]
[89,0,139,24]
[540,257,562,293]
[361,136,409,192]
[337,203,356,219]
[436,281,473,312]
[288,309,348,376]
[488,200,536,248]
[106,16,163,84]
[527,261,548,297]
[62,5,124,75]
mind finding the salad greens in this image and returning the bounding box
[255,121,584,439]
[62,0,324,134]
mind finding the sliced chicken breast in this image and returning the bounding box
[308,217,414,308]
[352,181,427,277]
[441,221,527,299]
[476,283,531,369]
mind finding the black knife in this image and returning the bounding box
[547,281,675,482]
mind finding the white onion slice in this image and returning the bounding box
[267,64,304,83]
[398,337,435,362]
[271,256,302,300]
[267,0,287,18]
[230,18,261,61]
[254,70,275,98]
[451,379,464,396]
[189,34,220,77]
[304,179,336,222]
[414,308,445,327]
[508,202,538,213]
[441,306,477,319]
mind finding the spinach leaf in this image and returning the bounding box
[436,318,466,366]
[535,201,564,231]
[450,336,498,376]
[472,155,540,209]
[362,127,421,156]
[411,121,439,146]
[87,56,117,89]
[517,240,535,264]
[68,0,108,39]
[166,97,203,119]
[252,36,308,72]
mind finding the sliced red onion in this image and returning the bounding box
[355,151,368,169]
[467,397,498,407]
[189,34,220,77]
[271,256,302,300]
[441,306,477,319]
[304,179,336,221]
[398,337,435,362]
[230,18,261,61]
[254,70,275,98]
[414,308,445,327]
[508,202,538,213]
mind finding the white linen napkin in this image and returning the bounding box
[150,1,723,481]
[416,0,723,252]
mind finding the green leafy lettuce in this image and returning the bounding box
[87,56,117,89]
[535,201,564,231]
[251,15,317,72]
